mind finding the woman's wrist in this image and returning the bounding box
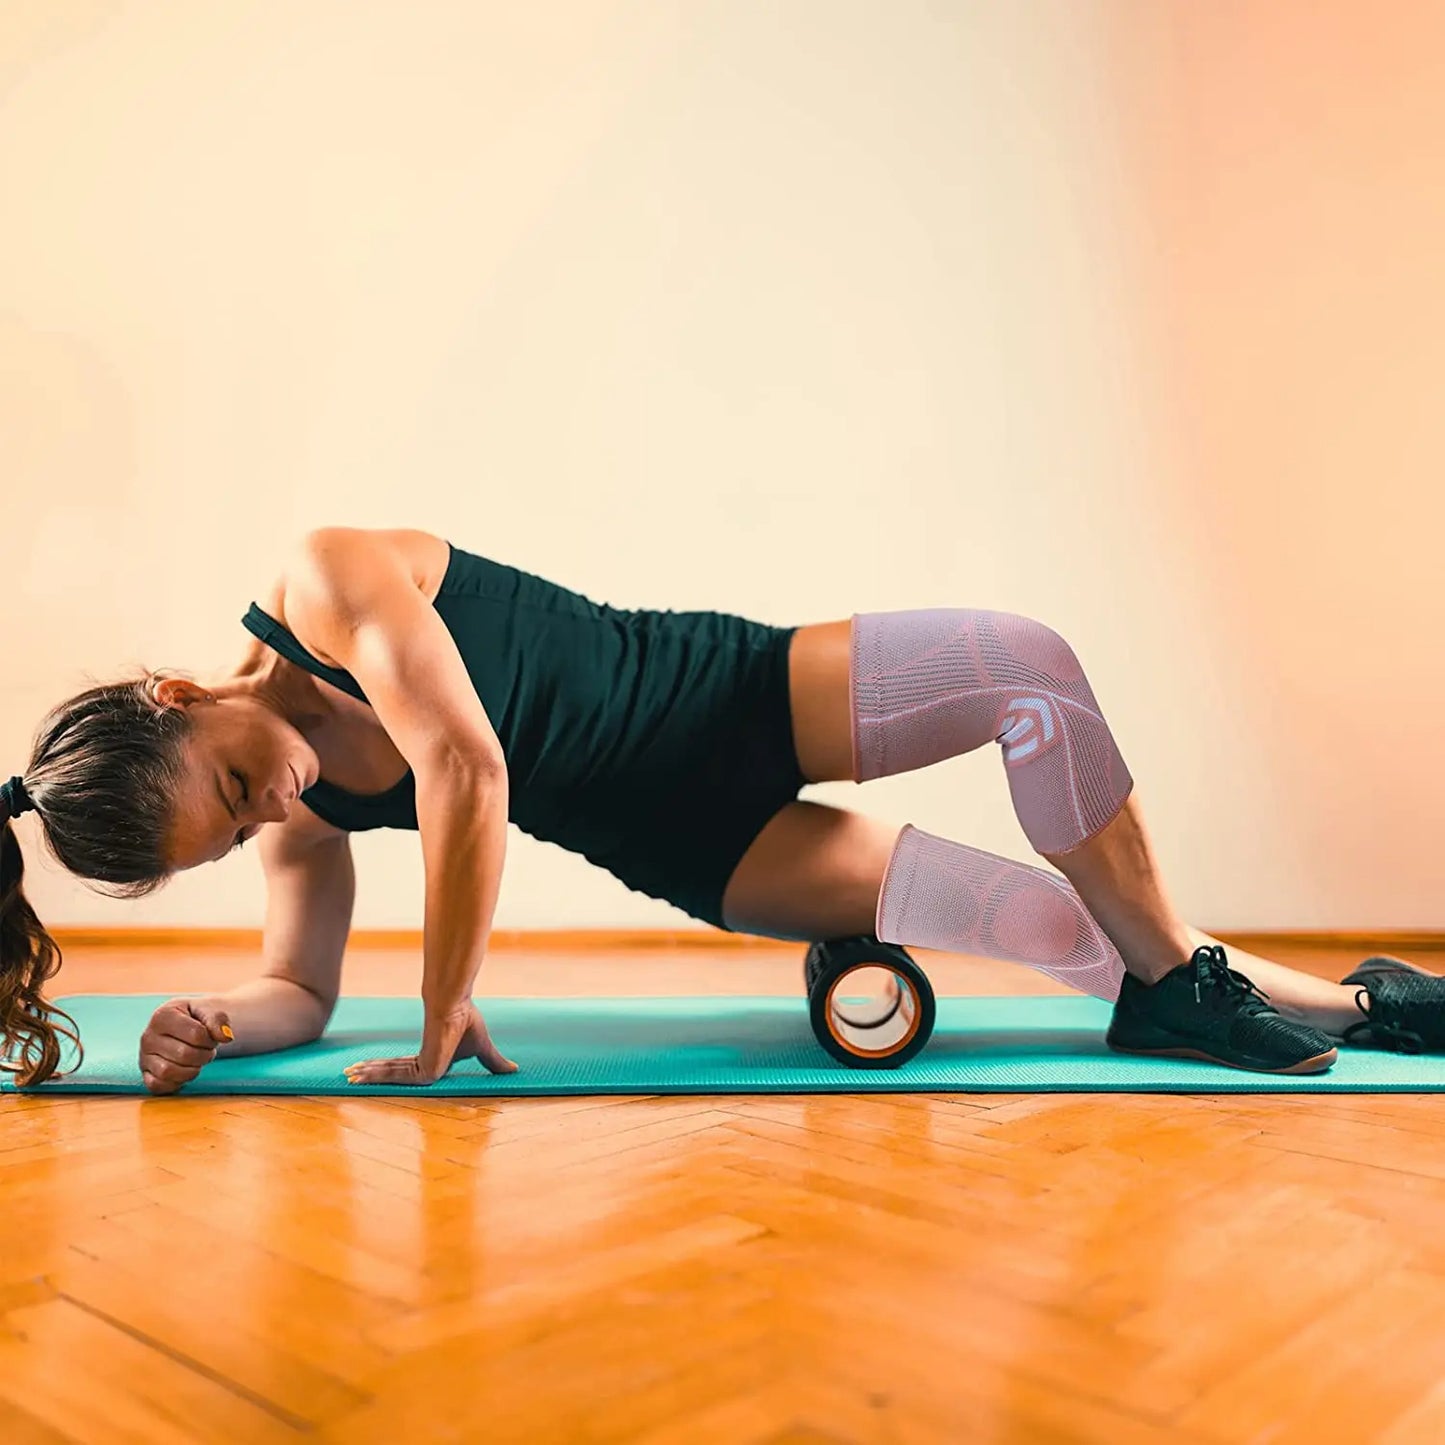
[423,995,474,1022]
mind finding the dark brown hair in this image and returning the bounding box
[1,670,197,1085]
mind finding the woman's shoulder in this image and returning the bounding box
[258,528,454,664]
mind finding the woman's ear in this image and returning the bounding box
[148,676,215,710]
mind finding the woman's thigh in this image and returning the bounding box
[787,619,856,784]
[720,799,902,940]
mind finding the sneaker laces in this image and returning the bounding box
[1192,944,1274,1015]
[1342,987,1425,1054]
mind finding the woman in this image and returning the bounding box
[1,526,1438,1091]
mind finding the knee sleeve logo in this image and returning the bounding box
[997,696,1063,766]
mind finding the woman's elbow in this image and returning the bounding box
[287,978,338,1041]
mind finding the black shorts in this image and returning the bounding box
[549,625,806,930]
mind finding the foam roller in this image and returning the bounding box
[803,934,937,1069]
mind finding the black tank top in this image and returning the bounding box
[240,541,794,852]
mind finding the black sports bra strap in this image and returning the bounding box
[240,604,370,704]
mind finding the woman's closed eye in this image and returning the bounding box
[230,769,249,851]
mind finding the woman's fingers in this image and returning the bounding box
[184,1000,235,1046]
[142,1068,182,1095]
[142,1068,189,1095]
[136,995,240,1097]
[476,1038,519,1074]
[139,1054,204,1093]
[344,1055,432,1086]
[342,1007,520,1085]
[154,1007,217,1052]
[342,1048,518,1085]
[469,1015,517,1074]
[453,1006,517,1074]
[144,1035,216,1070]
[139,1000,226,1094]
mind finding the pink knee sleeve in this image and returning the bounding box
[876,824,1125,1001]
[851,608,1133,855]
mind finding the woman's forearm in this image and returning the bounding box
[195,974,335,1056]
[415,756,509,1019]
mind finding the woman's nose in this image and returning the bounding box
[253,783,290,823]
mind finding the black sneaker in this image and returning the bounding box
[1339,955,1445,1053]
[1107,943,1338,1074]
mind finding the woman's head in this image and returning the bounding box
[1,667,316,1085]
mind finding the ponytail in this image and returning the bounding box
[0,811,81,1086]
[1,669,196,1084]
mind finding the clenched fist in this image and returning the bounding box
[139,998,234,1095]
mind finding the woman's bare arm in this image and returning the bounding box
[415,755,508,1019]
[139,823,354,1092]
[339,754,515,1085]
[207,825,355,1052]
[281,527,517,1083]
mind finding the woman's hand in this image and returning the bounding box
[344,1001,516,1086]
[139,998,233,1095]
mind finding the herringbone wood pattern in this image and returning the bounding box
[4,942,1445,1444]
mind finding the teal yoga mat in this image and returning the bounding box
[3,994,1443,1095]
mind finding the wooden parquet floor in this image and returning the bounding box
[4,942,1445,1444]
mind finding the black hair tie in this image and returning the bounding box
[1,774,35,819]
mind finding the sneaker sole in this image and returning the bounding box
[1107,1042,1338,1075]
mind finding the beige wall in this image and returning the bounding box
[2,2,1438,933]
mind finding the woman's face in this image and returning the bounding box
[160,681,319,871]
